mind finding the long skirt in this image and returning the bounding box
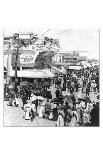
[57,115,64,127]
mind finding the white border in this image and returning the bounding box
[0,0,103,155]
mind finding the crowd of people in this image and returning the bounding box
[5,65,99,127]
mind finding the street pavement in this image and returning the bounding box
[4,101,57,127]
[4,84,98,127]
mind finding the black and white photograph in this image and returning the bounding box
[3,28,99,127]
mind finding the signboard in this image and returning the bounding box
[20,54,36,64]
[19,34,30,39]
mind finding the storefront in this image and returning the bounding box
[9,49,54,86]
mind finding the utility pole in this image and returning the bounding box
[14,34,20,97]
[15,45,19,96]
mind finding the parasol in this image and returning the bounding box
[8,85,14,89]
[9,89,15,95]
[62,91,71,96]
[41,102,46,106]
[20,81,30,86]
[63,97,73,103]
[72,74,78,79]
[84,97,92,103]
[63,95,71,99]
[36,96,45,100]
[50,98,60,103]
[31,94,37,101]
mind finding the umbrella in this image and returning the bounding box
[43,82,49,87]
[84,97,92,103]
[64,98,73,103]
[8,85,14,89]
[63,95,71,99]
[29,83,34,86]
[63,94,73,103]
[41,102,46,106]
[50,98,60,103]
[9,89,15,95]
[62,91,71,96]
[31,94,37,101]
[57,86,63,90]
[20,81,30,86]
[72,74,78,79]
[67,109,73,115]
[9,82,15,85]
[36,96,45,100]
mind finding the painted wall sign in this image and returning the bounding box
[20,54,36,64]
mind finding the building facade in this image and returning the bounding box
[52,51,87,66]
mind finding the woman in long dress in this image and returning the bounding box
[57,109,65,127]
[77,87,82,99]
[31,102,37,121]
[38,102,45,118]
[69,114,79,127]
[24,100,32,120]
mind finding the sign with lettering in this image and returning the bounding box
[20,54,36,64]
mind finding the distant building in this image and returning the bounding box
[52,51,87,66]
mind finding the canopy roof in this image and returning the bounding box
[9,69,54,78]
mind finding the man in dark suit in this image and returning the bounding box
[90,102,99,126]
[22,90,27,109]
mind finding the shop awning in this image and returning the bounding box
[9,69,54,78]
[51,65,66,74]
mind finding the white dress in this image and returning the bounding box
[69,117,79,127]
[57,115,64,127]
[39,106,45,117]
[31,104,36,113]
[77,88,82,98]
[24,104,31,120]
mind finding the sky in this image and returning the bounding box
[4,28,99,59]
[47,29,99,59]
